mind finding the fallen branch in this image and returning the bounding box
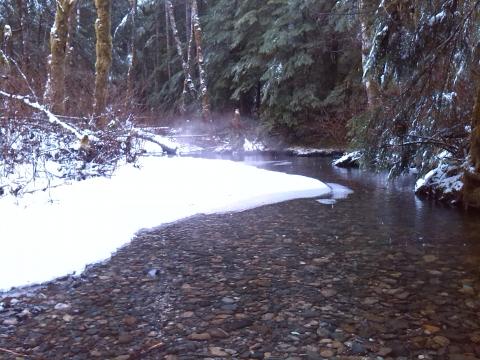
[9,57,38,101]
[145,342,165,352]
[0,91,85,140]
[0,346,28,357]
[132,132,178,155]
[128,341,165,359]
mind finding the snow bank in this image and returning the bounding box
[243,138,266,152]
[333,151,362,168]
[415,163,463,204]
[286,147,344,157]
[0,157,330,291]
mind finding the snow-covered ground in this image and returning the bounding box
[0,156,330,291]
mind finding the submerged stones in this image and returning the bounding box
[0,200,479,359]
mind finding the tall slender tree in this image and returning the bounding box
[44,0,76,115]
[15,0,26,67]
[359,0,380,109]
[93,0,112,127]
[126,0,137,105]
[463,76,480,208]
[166,0,196,113]
[191,0,210,121]
[164,0,171,81]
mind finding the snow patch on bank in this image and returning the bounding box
[333,151,362,168]
[0,157,330,291]
[243,138,266,152]
[414,150,464,204]
[287,147,344,157]
[415,163,463,199]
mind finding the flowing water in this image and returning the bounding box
[239,154,480,250]
[183,153,480,357]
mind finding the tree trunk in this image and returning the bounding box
[359,0,380,109]
[462,77,480,208]
[3,25,13,58]
[44,0,76,115]
[165,0,196,113]
[164,0,171,81]
[185,0,193,72]
[185,0,191,47]
[191,0,211,122]
[154,5,160,93]
[65,0,79,114]
[15,0,26,66]
[93,0,113,127]
[182,4,194,113]
[126,0,137,107]
[470,84,480,172]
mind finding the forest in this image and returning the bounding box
[1,0,480,207]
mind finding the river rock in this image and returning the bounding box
[320,349,335,357]
[433,335,451,347]
[188,332,211,341]
[321,289,337,298]
[3,318,18,326]
[54,303,71,311]
[210,346,229,356]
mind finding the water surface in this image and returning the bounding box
[238,154,480,251]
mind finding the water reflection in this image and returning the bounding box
[196,152,479,252]
[239,154,480,251]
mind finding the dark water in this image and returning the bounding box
[209,153,480,252]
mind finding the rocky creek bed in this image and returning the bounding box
[1,196,479,360]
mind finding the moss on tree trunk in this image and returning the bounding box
[93,0,112,128]
[45,0,76,115]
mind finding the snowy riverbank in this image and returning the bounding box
[0,156,330,291]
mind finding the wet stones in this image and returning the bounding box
[54,302,71,311]
[423,324,441,334]
[117,333,133,344]
[432,335,451,348]
[209,346,229,356]
[423,255,438,263]
[123,315,137,327]
[1,200,480,359]
[207,327,230,339]
[188,332,211,341]
[223,318,253,331]
[320,288,337,298]
[2,317,18,326]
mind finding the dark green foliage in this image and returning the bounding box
[202,0,362,140]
